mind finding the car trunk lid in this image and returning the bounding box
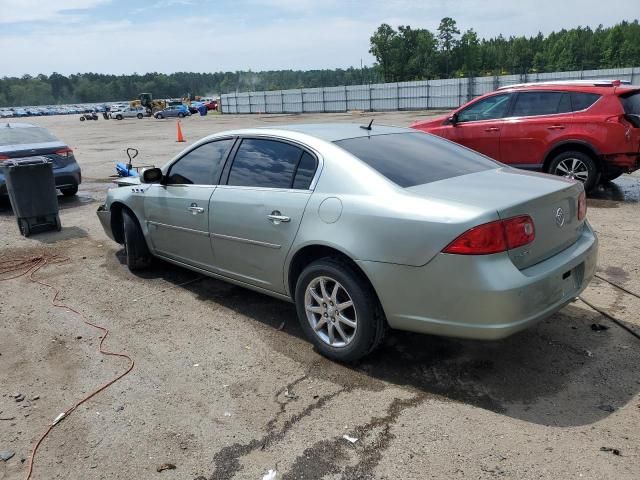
[407,167,585,269]
[1,141,70,169]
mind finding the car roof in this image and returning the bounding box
[252,123,412,142]
[496,82,639,95]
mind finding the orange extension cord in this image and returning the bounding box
[0,253,135,480]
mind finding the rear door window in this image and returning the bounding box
[227,138,304,189]
[166,139,234,185]
[334,132,498,188]
[512,92,571,117]
[620,91,640,127]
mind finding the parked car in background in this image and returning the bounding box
[204,100,218,111]
[412,80,640,191]
[111,106,146,120]
[97,123,596,362]
[154,105,190,119]
[0,123,81,196]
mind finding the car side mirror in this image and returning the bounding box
[448,113,459,126]
[141,167,163,184]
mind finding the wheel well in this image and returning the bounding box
[287,245,378,300]
[543,143,600,173]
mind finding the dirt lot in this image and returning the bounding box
[1,111,639,480]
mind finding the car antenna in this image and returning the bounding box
[360,119,374,130]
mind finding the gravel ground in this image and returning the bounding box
[1,112,639,480]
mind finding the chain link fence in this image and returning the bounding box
[220,67,640,114]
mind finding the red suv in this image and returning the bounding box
[411,80,640,191]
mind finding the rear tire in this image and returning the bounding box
[295,257,385,362]
[178,112,185,118]
[116,114,123,120]
[61,185,78,196]
[122,209,152,271]
[156,113,163,119]
[80,117,85,121]
[137,113,143,119]
[548,151,598,192]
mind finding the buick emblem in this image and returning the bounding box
[555,207,565,227]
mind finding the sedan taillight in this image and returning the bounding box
[578,191,587,221]
[443,215,535,255]
[55,147,73,157]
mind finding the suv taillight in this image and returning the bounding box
[443,215,535,255]
[0,155,9,161]
[578,191,587,221]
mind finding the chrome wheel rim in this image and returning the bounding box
[304,276,357,348]
[555,158,589,183]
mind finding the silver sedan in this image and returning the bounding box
[97,123,598,362]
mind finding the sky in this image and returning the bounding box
[0,0,637,77]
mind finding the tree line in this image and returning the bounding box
[1,19,638,107]
[370,19,640,82]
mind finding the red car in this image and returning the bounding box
[411,80,640,191]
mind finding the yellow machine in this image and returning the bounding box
[130,93,166,115]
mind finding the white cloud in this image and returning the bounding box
[0,0,111,24]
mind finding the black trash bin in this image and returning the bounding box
[1,157,61,237]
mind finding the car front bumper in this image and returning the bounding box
[359,221,598,340]
[97,204,116,242]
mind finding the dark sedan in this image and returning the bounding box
[0,123,81,196]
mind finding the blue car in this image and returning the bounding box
[0,123,82,197]
[154,105,190,119]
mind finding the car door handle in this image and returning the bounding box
[547,125,565,130]
[484,127,500,132]
[187,204,205,214]
[267,211,291,224]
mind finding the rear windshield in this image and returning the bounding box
[620,91,640,115]
[334,132,498,188]
[0,127,58,145]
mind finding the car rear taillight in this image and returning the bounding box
[443,215,535,255]
[0,155,9,161]
[55,147,73,157]
[578,191,587,221]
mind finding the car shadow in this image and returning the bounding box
[119,254,640,428]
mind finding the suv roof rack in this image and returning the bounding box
[498,79,631,90]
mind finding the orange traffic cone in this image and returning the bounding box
[176,120,186,143]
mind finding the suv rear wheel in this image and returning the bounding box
[548,151,598,192]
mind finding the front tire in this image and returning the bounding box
[548,151,598,192]
[137,113,143,119]
[178,112,185,118]
[122,209,152,271]
[116,114,123,120]
[80,116,85,121]
[155,113,163,119]
[295,258,385,362]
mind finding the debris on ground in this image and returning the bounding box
[597,404,617,413]
[585,349,594,357]
[1,450,16,461]
[14,394,25,402]
[600,447,621,456]
[284,389,297,399]
[343,434,358,444]
[157,463,177,472]
[277,321,285,331]
[31,395,40,401]
[591,323,610,331]
[262,469,277,480]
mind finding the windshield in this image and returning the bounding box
[334,132,499,188]
[0,126,59,145]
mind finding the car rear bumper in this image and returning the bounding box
[603,152,640,173]
[0,163,81,194]
[358,221,598,340]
